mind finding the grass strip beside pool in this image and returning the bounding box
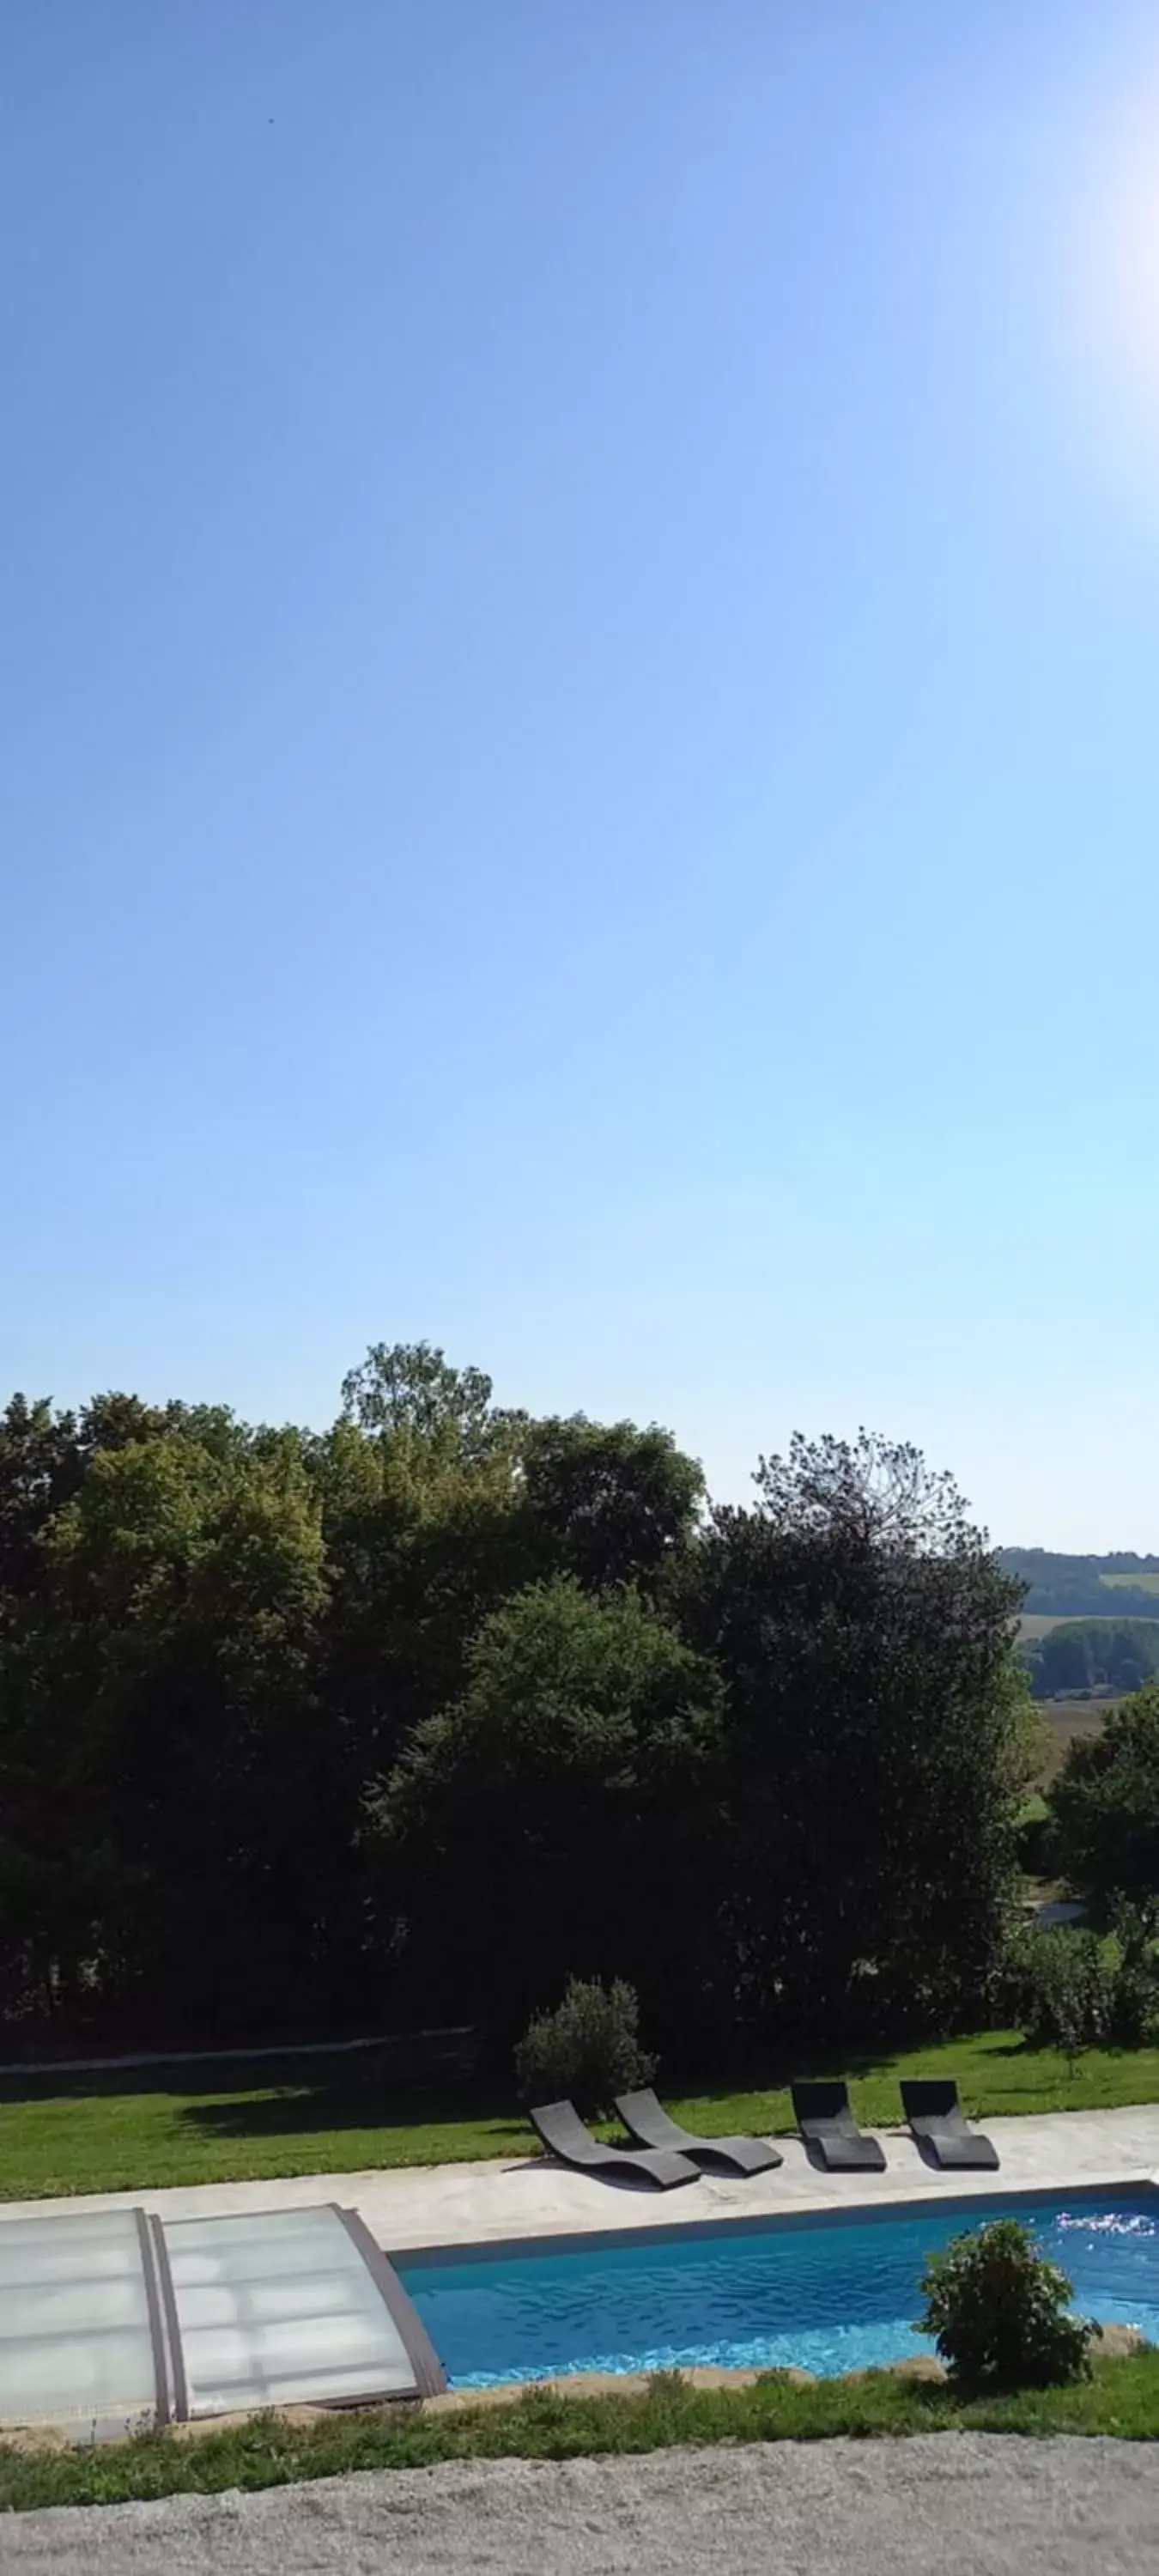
[5,2031,1159,2201]
[6,2357,1159,2512]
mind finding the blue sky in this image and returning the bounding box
[4,3,1159,1546]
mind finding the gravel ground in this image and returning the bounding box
[6,2439,1159,2576]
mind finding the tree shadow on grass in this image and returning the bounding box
[669,2046,913,2106]
[0,2054,447,2110]
[179,2078,531,2153]
[984,2032,1152,2064]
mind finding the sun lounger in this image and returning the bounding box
[530,2099,701,2187]
[901,2080,998,2170]
[615,2088,783,2176]
[791,2080,886,2171]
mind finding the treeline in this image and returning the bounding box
[1020,1620,1159,1702]
[1000,1549,1159,1621]
[0,1350,1029,2066]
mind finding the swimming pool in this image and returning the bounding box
[396,2188,1159,2387]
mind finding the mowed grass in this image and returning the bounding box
[6,2028,1159,2203]
[1102,1575,1159,1597]
[7,2358,1159,2512]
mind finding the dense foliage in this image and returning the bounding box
[919,2218,1098,2390]
[0,1358,1027,2059]
[1020,1619,1159,1702]
[1008,1926,1132,2059]
[1052,1687,1159,1916]
[513,1977,656,2117]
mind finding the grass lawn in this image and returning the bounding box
[4,2028,1159,2203]
[5,2358,1159,2512]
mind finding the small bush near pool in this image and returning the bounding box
[514,1977,656,2117]
[919,2217,1099,2391]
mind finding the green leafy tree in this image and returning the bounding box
[318,1414,536,1797]
[521,1417,703,1598]
[28,1434,333,2033]
[1037,1626,1095,1694]
[0,1368,1066,2063]
[341,1341,525,1480]
[1024,1621,1159,1702]
[919,2218,1097,2389]
[1010,1927,1114,2069]
[514,1977,656,2117]
[0,1394,86,1626]
[1052,1684,1159,1912]
[368,1578,725,2047]
[685,1431,1025,2043]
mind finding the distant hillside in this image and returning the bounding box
[999,1548,1159,1619]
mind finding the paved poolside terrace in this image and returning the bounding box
[4,2104,1159,2257]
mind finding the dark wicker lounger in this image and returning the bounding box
[901,2080,998,2170]
[530,2099,701,2188]
[615,2088,783,2177]
[791,2080,887,2172]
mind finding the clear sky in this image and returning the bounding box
[4,3,1159,1549]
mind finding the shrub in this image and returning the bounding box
[514,1977,657,2117]
[1104,1901,1159,2044]
[1052,1683,1159,1910]
[1012,1926,1115,2063]
[1107,1955,1155,2046]
[1015,1796,1059,1881]
[1113,1897,1159,1969]
[919,2217,1099,2390]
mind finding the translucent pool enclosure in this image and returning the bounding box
[0,2202,445,2436]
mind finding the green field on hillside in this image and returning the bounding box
[1018,1609,1159,1641]
[1103,1573,1159,1596]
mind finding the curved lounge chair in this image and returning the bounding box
[901,2080,998,2170]
[791,2080,886,2172]
[530,2099,701,2188]
[615,2089,783,2177]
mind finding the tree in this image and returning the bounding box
[1052,1685,1159,1913]
[340,1341,525,1479]
[514,1977,657,2117]
[0,1367,1051,2065]
[367,1578,725,2048]
[22,1432,335,2036]
[752,1431,969,1553]
[1023,1621,1159,1703]
[919,2219,1096,2389]
[520,1416,703,1597]
[1037,1627,1095,1695]
[684,1432,1025,2044]
[0,1394,84,1628]
[1011,1926,1115,2068]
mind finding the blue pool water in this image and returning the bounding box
[397,2191,1159,2387]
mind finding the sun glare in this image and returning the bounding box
[1064,64,1159,452]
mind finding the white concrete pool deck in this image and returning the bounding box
[3,2105,1159,2257]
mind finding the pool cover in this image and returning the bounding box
[0,2201,442,2435]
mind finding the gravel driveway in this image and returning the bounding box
[6,2438,1159,2575]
